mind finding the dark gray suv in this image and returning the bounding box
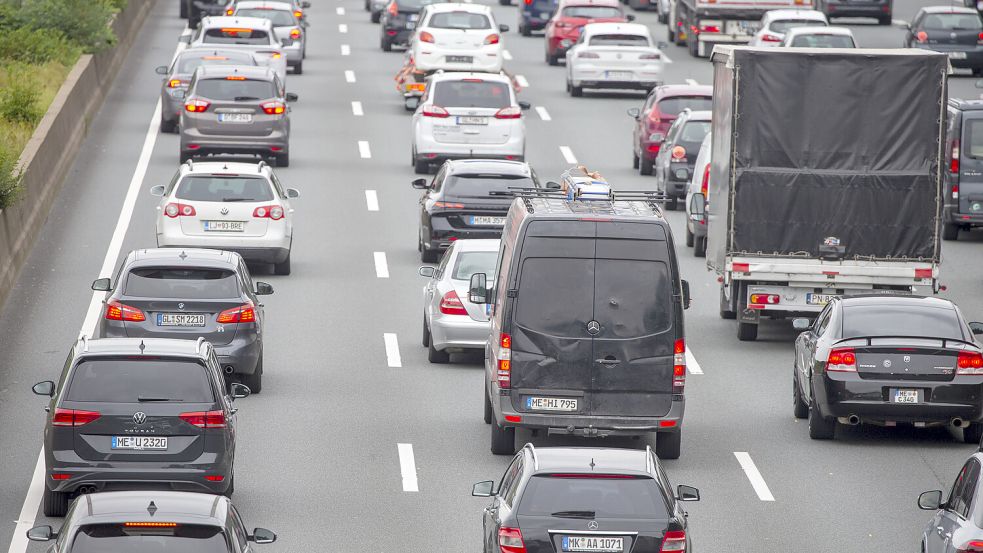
[93,248,273,393]
[32,337,250,517]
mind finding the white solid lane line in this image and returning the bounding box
[374,251,389,278]
[6,450,45,553]
[336,6,345,14]
[339,23,348,33]
[535,106,551,121]
[685,78,698,86]
[384,333,403,368]
[345,70,356,83]
[734,452,775,501]
[686,347,702,375]
[358,140,372,158]
[559,145,577,164]
[397,443,419,491]
[341,44,351,56]
[365,190,379,211]
[503,49,512,60]
[515,74,530,88]
[352,101,364,116]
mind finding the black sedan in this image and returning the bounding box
[904,6,983,76]
[918,452,983,552]
[414,159,539,263]
[792,295,983,441]
[380,0,441,51]
[652,108,710,211]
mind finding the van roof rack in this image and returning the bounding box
[499,187,670,212]
[645,445,655,474]
[523,442,539,470]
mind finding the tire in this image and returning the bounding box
[737,321,758,342]
[877,15,891,25]
[484,387,492,424]
[547,52,559,66]
[654,430,681,459]
[381,37,392,51]
[371,11,381,22]
[965,423,983,444]
[428,340,450,363]
[421,243,439,263]
[639,157,653,175]
[719,284,736,320]
[43,487,70,517]
[793,378,808,419]
[365,0,370,10]
[694,236,706,257]
[160,118,178,134]
[414,157,430,174]
[520,24,531,37]
[632,152,640,170]
[808,395,835,440]
[667,28,675,42]
[666,195,678,210]
[222,473,235,497]
[293,61,303,75]
[241,356,263,394]
[685,225,694,247]
[491,422,516,455]
[422,317,431,347]
[688,35,699,57]
[180,0,188,18]
[570,85,583,97]
[943,223,960,241]
[275,152,289,168]
[659,12,668,23]
[274,251,291,275]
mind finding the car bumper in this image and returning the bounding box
[180,126,289,157]
[383,27,414,45]
[214,329,262,375]
[282,41,303,64]
[570,66,663,90]
[156,222,292,259]
[494,389,685,435]
[825,2,890,16]
[426,227,506,251]
[816,375,983,424]
[415,133,525,160]
[429,312,490,350]
[945,205,983,226]
[913,45,983,68]
[664,176,689,198]
[46,454,232,494]
[522,15,550,30]
[162,91,185,123]
[414,53,503,73]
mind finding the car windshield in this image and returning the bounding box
[518,475,670,519]
[789,33,855,47]
[69,525,227,553]
[236,8,297,25]
[433,80,510,109]
[656,96,712,117]
[428,11,491,29]
[680,121,710,143]
[202,27,271,44]
[66,359,215,403]
[176,176,274,202]
[124,268,240,299]
[965,119,983,159]
[562,5,621,18]
[194,78,276,101]
[771,19,826,33]
[452,251,498,280]
[443,174,533,197]
[177,52,255,74]
[589,33,649,46]
[921,13,982,30]
[841,305,964,340]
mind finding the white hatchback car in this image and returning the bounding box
[779,25,856,47]
[410,3,508,73]
[566,22,665,97]
[151,160,299,274]
[188,16,288,81]
[748,9,828,46]
[411,72,529,174]
[231,1,306,73]
[419,238,499,363]
[684,132,710,258]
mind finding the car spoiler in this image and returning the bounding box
[833,335,980,350]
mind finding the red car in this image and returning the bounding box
[628,84,712,175]
[544,0,631,65]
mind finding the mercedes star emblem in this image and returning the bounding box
[220,207,230,215]
[586,320,600,335]
[133,412,147,425]
[587,520,599,530]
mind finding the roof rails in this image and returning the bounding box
[645,445,655,475]
[184,158,194,171]
[256,160,268,173]
[522,442,539,470]
[195,336,206,354]
[77,335,89,353]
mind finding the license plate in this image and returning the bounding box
[470,215,505,225]
[806,293,836,306]
[157,313,206,327]
[949,52,968,59]
[406,21,415,29]
[605,71,633,80]
[408,13,419,21]
[893,389,920,404]
[562,536,624,553]
[457,116,488,125]
[204,220,245,232]
[446,55,473,63]
[112,436,168,450]
[526,397,578,411]
[218,113,252,123]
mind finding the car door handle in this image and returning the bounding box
[596,358,620,365]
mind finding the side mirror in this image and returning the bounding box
[405,96,420,112]
[792,318,811,331]
[419,266,436,278]
[681,279,691,310]
[518,101,531,110]
[249,528,277,544]
[676,484,700,501]
[626,107,641,119]
[499,24,510,32]
[970,321,983,335]
[411,178,429,189]
[173,89,187,100]
[286,188,300,199]
[150,185,166,197]
[230,382,251,399]
[918,490,943,511]
[91,277,111,291]
[657,40,668,49]
[285,92,299,102]
[688,192,705,221]
[32,381,55,397]
[472,480,496,497]
[26,526,55,542]
[545,181,561,190]
[469,273,489,304]
[255,282,274,295]
[626,14,635,21]
[155,65,169,75]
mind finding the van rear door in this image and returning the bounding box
[960,115,983,218]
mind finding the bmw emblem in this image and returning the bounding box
[133,412,147,425]
[178,303,185,310]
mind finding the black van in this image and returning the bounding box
[944,99,983,240]
[468,194,691,459]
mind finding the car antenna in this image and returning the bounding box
[179,250,188,261]
[139,340,146,355]
[147,501,157,517]
[589,458,596,471]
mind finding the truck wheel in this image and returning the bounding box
[793,379,808,419]
[719,285,737,319]
[942,223,959,241]
[484,387,492,424]
[965,422,983,444]
[491,423,516,455]
[737,322,758,341]
[654,430,681,459]
[685,225,694,247]
[808,396,835,440]
[694,236,706,257]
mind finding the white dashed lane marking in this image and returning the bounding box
[397,443,418,491]
[339,23,348,33]
[358,140,371,158]
[341,44,351,56]
[345,70,356,82]
[365,190,379,211]
[374,251,389,278]
[336,6,345,14]
[535,106,551,121]
[735,452,775,501]
[559,145,577,164]
[352,101,364,116]
[384,333,403,367]
[503,49,513,60]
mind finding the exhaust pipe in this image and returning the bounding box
[76,485,96,495]
[952,417,969,429]
[837,415,860,426]
[224,365,234,374]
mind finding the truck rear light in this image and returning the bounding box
[261,101,285,115]
[419,31,435,43]
[105,300,147,322]
[749,294,779,306]
[826,347,857,372]
[184,98,210,112]
[498,527,525,553]
[951,140,960,173]
[52,408,101,427]
[439,290,469,315]
[485,33,500,44]
[671,146,685,160]
[732,262,749,273]
[217,303,256,324]
[422,105,449,118]
[253,205,284,220]
[957,352,983,375]
[498,333,512,388]
[495,106,522,119]
[699,24,721,33]
[660,530,687,552]
[914,268,933,279]
[180,410,227,428]
[673,339,685,393]
[761,33,781,42]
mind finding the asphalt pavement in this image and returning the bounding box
[1,0,983,550]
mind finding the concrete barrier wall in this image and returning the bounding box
[0,0,153,312]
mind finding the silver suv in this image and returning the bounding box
[179,65,297,167]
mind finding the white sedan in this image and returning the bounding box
[151,160,299,275]
[779,25,857,47]
[748,9,828,46]
[410,3,508,74]
[565,22,665,97]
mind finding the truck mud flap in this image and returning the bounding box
[739,307,759,324]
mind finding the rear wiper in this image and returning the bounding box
[221,197,255,202]
[233,96,260,101]
[551,510,596,519]
[137,396,173,402]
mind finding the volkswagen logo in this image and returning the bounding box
[133,412,147,425]
[586,320,600,335]
[178,303,185,310]
[903,355,911,363]
[220,207,230,215]
[587,520,599,530]
[883,359,892,368]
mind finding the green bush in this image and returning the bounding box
[0,147,22,210]
[0,27,78,64]
[0,66,41,124]
[20,0,117,53]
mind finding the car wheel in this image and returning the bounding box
[160,118,178,134]
[667,27,675,42]
[793,378,808,419]
[877,15,891,25]
[654,430,681,459]
[484,387,492,424]
[241,356,263,394]
[737,321,758,341]
[808,392,836,440]
[639,157,653,175]
[293,61,303,74]
[943,223,959,241]
[719,284,737,319]
[275,152,290,167]
[490,422,516,455]
[365,0,370,10]
[422,317,431,347]
[688,35,700,57]
[414,157,430,174]
[570,85,583,97]
[428,340,450,363]
[222,472,234,497]
[547,52,559,66]
[632,152,640,169]
[43,487,70,517]
[965,422,983,444]
[694,236,706,257]
[371,11,381,22]
[521,25,531,37]
[382,37,392,51]
[658,11,668,23]
[274,251,291,275]
[685,225,694,247]
[499,0,511,5]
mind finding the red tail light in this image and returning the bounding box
[253,205,284,220]
[673,339,685,393]
[498,527,525,553]
[179,410,227,428]
[914,268,933,279]
[749,293,780,306]
[498,333,512,389]
[419,31,435,43]
[485,33,500,45]
[261,101,285,115]
[977,32,983,44]
[168,79,187,88]
[671,146,686,160]
[700,164,709,196]
[951,139,960,173]
[217,303,256,324]
[50,473,70,480]
[495,106,522,119]
[432,201,464,209]
[826,347,857,372]
[105,300,147,322]
[290,28,301,39]
[204,475,225,481]
[761,33,781,42]
[700,24,721,33]
[916,30,928,43]
[164,202,196,218]
[660,530,687,552]
[422,105,449,118]
[578,51,600,59]
[646,143,661,153]
[52,408,101,427]
[958,351,983,375]
[957,540,983,553]
[388,1,398,15]
[439,290,469,315]
[732,262,750,273]
[184,99,210,112]
[525,0,532,4]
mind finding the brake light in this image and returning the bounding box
[387,1,398,15]
[732,262,750,273]
[184,99,210,112]
[217,303,256,324]
[498,527,525,553]
[671,146,686,160]
[164,202,196,218]
[914,268,933,279]
[578,51,600,58]
[168,79,186,88]
[125,522,178,528]
[640,53,661,60]
[660,530,687,552]
[179,410,227,428]
[957,540,983,553]
[951,140,960,173]
[52,408,101,427]
[673,339,685,393]
[749,293,780,306]
[978,32,983,45]
[105,300,147,322]
[261,101,286,115]
[252,205,284,220]
[700,24,721,33]
[438,290,469,315]
[50,474,70,480]
[290,28,301,39]
[647,143,661,153]
[958,352,983,375]
[916,30,928,43]
[826,347,857,372]
[433,201,464,209]
[422,105,449,118]
[225,75,246,81]
[419,31,435,43]
[497,333,512,389]
[700,164,709,197]
[293,9,303,17]
[546,473,637,478]
[953,183,960,199]
[495,106,522,119]
[485,33,500,45]
[525,0,532,4]
[761,33,781,42]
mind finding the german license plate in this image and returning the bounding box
[158,313,206,327]
[408,13,419,21]
[204,220,245,232]
[470,215,505,225]
[446,55,473,63]
[457,116,488,125]
[949,52,968,59]
[526,397,578,411]
[893,389,919,404]
[806,293,836,306]
[218,113,252,123]
[562,536,623,552]
[112,436,168,450]
[605,71,633,80]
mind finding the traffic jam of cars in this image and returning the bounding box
[7,0,983,550]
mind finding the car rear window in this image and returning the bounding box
[194,78,276,101]
[965,119,983,159]
[443,174,533,197]
[515,257,595,337]
[656,96,712,117]
[70,524,228,553]
[236,8,296,26]
[202,27,271,44]
[922,13,982,30]
[66,359,215,403]
[589,33,649,46]
[562,5,622,18]
[177,52,255,74]
[124,268,240,299]
[433,80,510,109]
[771,19,826,33]
[428,11,491,29]
[789,33,855,47]
[453,251,498,280]
[176,176,274,202]
[679,121,710,143]
[841,305,964,340]
[518,475,669,519]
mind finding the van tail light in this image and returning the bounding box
[640,53,661,60]
[826,347,857,373]
[495,106,522,119]
[578,51,600,59]
[290,28,301,39]
[419,31,435,43]
[422,105,449,118]
[261,101,286,115]
[660,530,687,552]
[217,303,256,324]
[916,30,928,43]
[184,98,210,112]
[749,294,780,307]
[485,33,500,45]
[179,410,227,428]
[957,540,983,553]
[700,164,710,197]
[977,32,983,45]
[498,527,525,553]
[671,146,686,160]
[105,300,147,322]
[253,205,284,220]
[497,333,512,389]
[761,33,781,42]
[388,1,398,15]
[957,351,983,375]
[953,183,960,200]
[673,339,685,393]
[439,290,469,315]
[52,408,101,427]
[951,140,960,173]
